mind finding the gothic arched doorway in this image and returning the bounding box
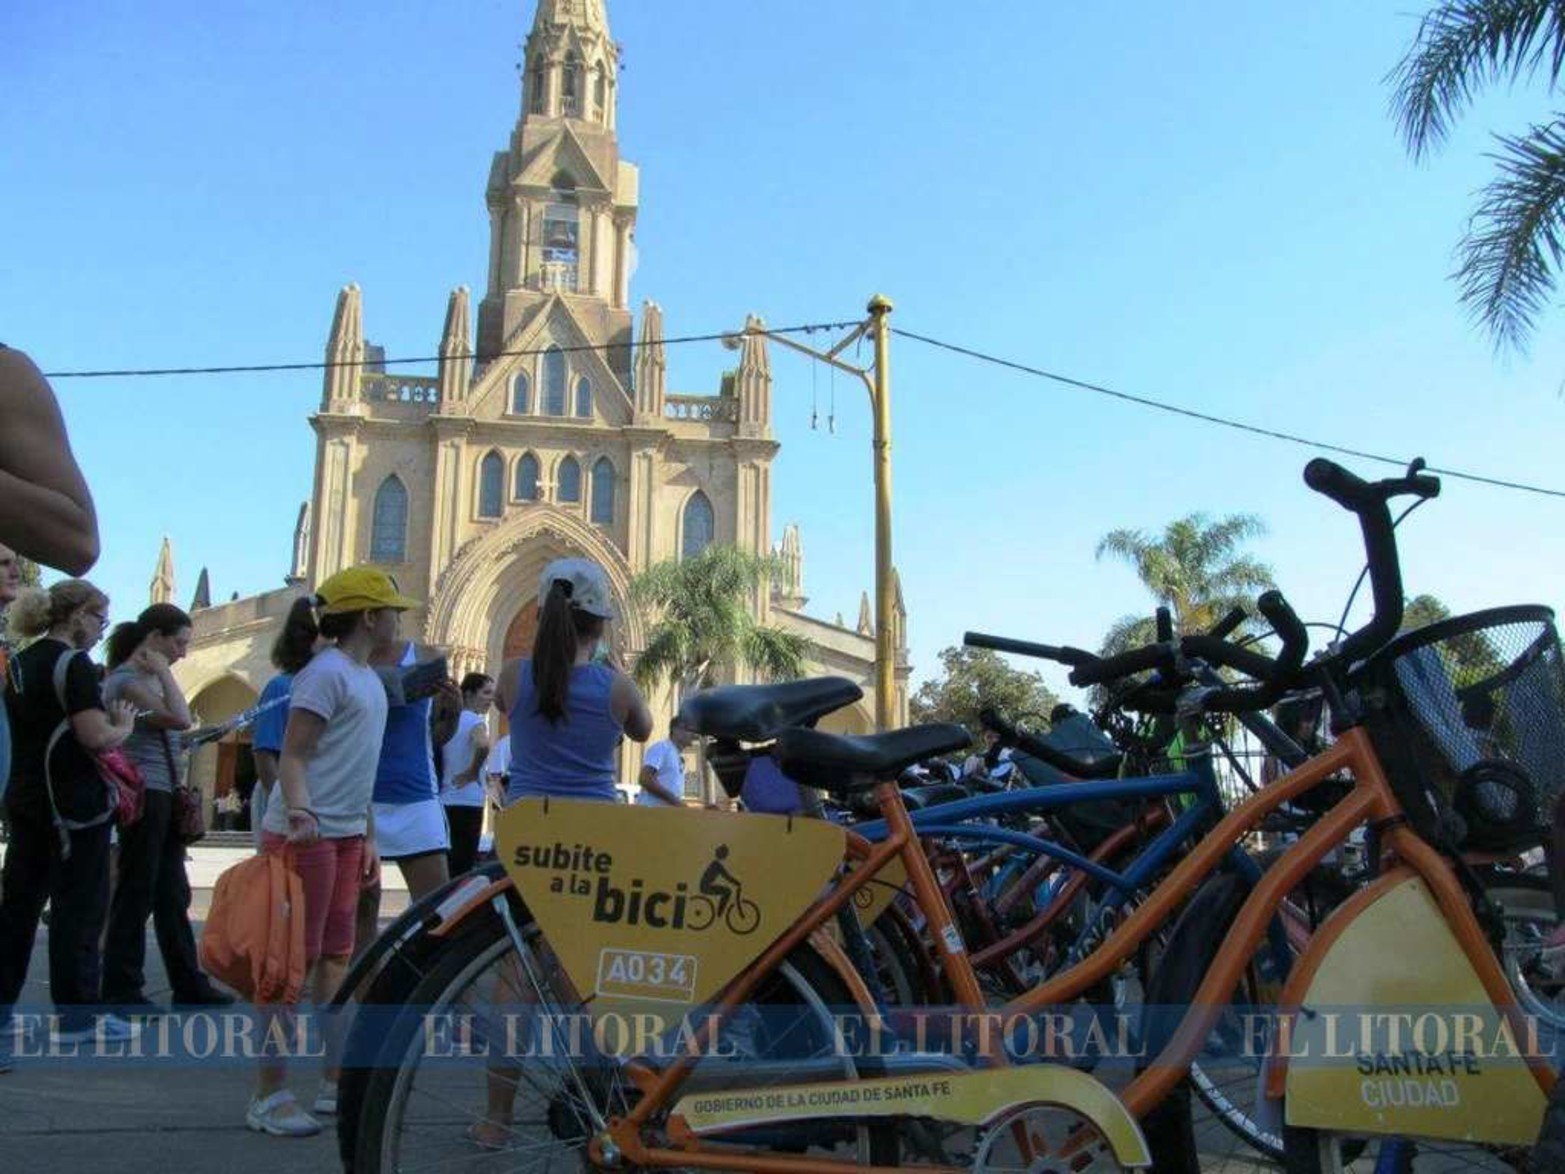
[503,600,539,662]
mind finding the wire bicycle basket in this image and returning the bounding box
[1358,605,1565,853]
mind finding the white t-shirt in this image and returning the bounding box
[261,646,389,840]
[440,709,488,808]
[636,739,685,806]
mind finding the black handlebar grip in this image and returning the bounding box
[1303,458,1369,510]
[1207,607,1246,641]
[1068,643,1168,688]
[963,632,1094,667]
[1155,607,1174,643]
[1256,590,1308,674]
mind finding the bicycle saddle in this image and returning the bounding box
[775,724,972,793]
[677,677,863,742]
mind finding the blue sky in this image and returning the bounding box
[5,1,1563,703]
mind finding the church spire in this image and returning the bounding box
[735,314,772,438]
[634,300,666,420]
[521,0,618,127]
[437,286,472,405]
[323,284,364,412]
[150,537,175,605]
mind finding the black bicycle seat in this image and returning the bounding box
[677,677,863,742]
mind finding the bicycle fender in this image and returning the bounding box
[1272,868,1547,1146]
[672,1064,1151,1167]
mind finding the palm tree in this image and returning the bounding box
[1095,513,1273,654]
[1391,2,1565,350]
[631,545,810,801]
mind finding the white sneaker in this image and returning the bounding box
[246,1091,322,1137]
[52,1014,140,1045]
[312,1078,338,1116]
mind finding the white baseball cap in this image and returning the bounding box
[539,557,616,620]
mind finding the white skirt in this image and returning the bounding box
[373,798,451,860]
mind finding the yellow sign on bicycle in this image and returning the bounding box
[496,799,846,1024]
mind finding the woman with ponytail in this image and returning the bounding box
[100,603,231,1011]
[495,558,652,804]
[0,579,138,1046]
[475,559,653,1147]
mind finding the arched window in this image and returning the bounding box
[574,375,592,418]
[557,456,582,503]
[592,66,606,120]
[478,452,504,519]
[511,371,531,414]
[541,178,579,292]
[543,348,567,415]
[562,53,583,117]
[590,457,615,524]
[681,491,714,560]
[530,58,548,114]
[369,475,408,563]
[515,453,540,501]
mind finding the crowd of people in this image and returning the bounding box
[0,341,788,1143]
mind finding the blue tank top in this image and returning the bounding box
[373,643,437,805]
[506,660,622,802]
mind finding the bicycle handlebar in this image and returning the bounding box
[1064,590,1308,713]
[1303,457,1439,666]
[977,707,1121,779]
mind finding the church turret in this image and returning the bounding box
[150,537,175,606]
[773,523,806,611]
[523,0,617,128]
[191,567,212,612]
[735,314,772,438]
[856,591,874,638]
[437,286,472,406]
[287,502,311,586]
[634,299,666,421]
[323,284,364,412]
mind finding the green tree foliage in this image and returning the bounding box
[1391,1,1565,349]
[910,646,1059,735]
[1403,593,1452,631]
[1094,513,1273,654]
[631,545,811,803]
[630,544,810,695]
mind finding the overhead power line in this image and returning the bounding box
[893,327,1565,501]
[39,321,862,380]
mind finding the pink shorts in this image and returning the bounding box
[261,833,364,962]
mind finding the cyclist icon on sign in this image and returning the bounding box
[689,845,761,935]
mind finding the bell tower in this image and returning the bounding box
[477,0,637,383]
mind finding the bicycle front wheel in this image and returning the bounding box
[352,900,896,1172]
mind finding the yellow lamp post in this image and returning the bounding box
[736,294,898,730]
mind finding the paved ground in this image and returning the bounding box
[0,845,1274,1172]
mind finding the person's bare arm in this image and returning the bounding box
[453,726,490,787]
[610,671,654,742]
[278,709,327,844]
[115,660,194,731]
[71,699,137,752]
[494,658,522,719]
[638,763,682,805]
[254,749,279,789]
[0,347,99,574]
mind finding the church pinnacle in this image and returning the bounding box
[530,0,609,38]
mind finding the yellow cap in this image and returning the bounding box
[314,566,420,615]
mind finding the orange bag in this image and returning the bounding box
[199,849,307,1005]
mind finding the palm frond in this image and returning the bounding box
[1456,118,1565,350]
[1390,0,1565,160]
[631,624,692,690]
[741,625,811,682]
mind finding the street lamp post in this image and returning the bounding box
[738,294,898,731]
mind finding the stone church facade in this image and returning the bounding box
[172,0,907,806]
